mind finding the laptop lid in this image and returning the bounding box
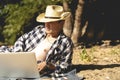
[0,52,40,79]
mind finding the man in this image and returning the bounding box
[0,5,74,79]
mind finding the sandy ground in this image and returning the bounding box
[1,41,120,80]
[72,42,120,80]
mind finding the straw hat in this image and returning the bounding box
[36,5,70,22]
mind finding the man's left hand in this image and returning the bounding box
[37,61,46,71]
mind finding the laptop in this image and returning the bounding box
[0,52,40,80]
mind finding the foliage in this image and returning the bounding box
[80,47,92,62]
[1,0,41,44]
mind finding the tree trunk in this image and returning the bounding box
[71,0,85,44]
[63,0,73,37]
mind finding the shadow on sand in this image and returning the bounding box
[71,64,120,73]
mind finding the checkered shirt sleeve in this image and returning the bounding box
[13,25,45,52]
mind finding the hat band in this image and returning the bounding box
[45,16,61,19]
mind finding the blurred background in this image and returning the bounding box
[0,0,120,46]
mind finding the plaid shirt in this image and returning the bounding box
[0,25,73,78]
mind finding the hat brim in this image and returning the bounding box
[36,12,70,23]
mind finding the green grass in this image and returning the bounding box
[80,47,92,62]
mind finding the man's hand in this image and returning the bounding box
[37,61,46,71]
[38,61,56,75]
[47,62,56,70]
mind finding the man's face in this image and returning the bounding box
[45,20,64,35]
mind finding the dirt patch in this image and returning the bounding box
[72,42,120,80]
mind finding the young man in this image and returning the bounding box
[0,5,74,79]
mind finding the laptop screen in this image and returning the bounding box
[0,52,40,79]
